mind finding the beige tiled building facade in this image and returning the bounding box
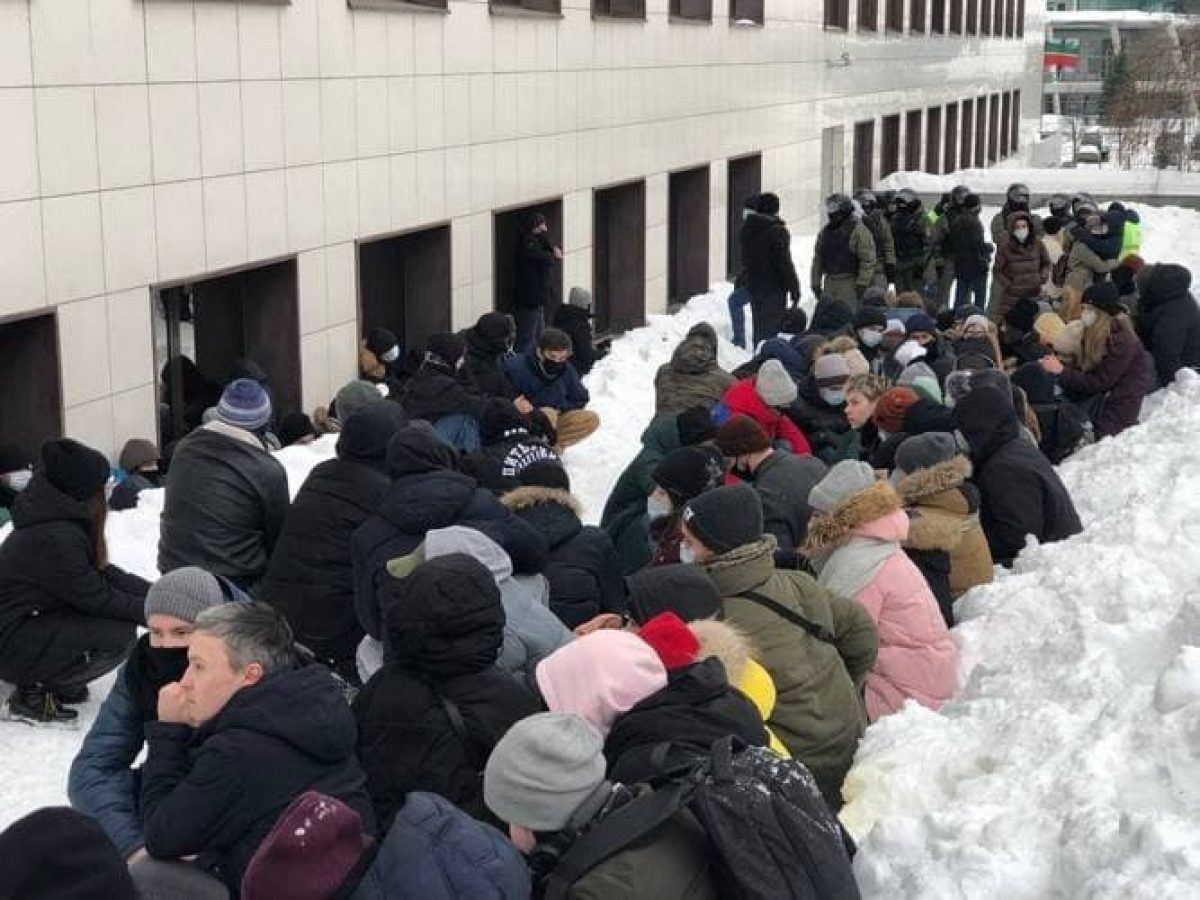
[0,0,1043,460]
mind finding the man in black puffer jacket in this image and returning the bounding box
[260,403,409,685]
[1136,262,1200,388]
[462,311,519,400]
[138,603,373,895]
[500,467,627,631]
[351,424,547,641]
[353,554,541,830]
[458,400,560,495]
[952,385,1082,567]
[399,332,492,451]
[158,379,290,592]
[741,192,801,346]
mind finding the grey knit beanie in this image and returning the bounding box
[808,460,876,514]
[484,713,607,832]
[891,433,957,481]
[336,379,385,425]
[755,359,798,408]
[145,567,227,623]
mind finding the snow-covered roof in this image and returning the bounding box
[1048,9,1187,26]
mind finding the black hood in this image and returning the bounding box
[604,657,769,784]
[1139,263,1193,312]
[1011,363,1057,406]
[810,298,855,336]
[479,401,529,446]
[382,553,504,678]
[386,424,458,477]
[513,495,580,550]
[625,564,721,625]
[10,474,91,531]
[337,402,409,466]
[200,664,358,765]
[904,398,955,436]
[741,211,783,241]
[377,469,478,533]
[952,385,1020,464]
[468,313,514,357]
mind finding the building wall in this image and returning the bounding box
[0,0,1043,460]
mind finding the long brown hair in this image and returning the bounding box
[1079,309,1132,373]
[87,491,109,570]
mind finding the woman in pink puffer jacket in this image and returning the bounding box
[804,461,958,720]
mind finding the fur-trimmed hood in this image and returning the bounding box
[895,456,971,504]
[803,480,903,556]
[499,485,583,517]
[689,618,753,684]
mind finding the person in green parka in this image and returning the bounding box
[599,408,716,575]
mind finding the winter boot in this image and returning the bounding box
[54,684,90,705]
[4,688,79,725]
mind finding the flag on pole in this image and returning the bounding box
[1045,39,1081,70]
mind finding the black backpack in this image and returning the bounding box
[542,738,861,900]
[1034,399,1095,464]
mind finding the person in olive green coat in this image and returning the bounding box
[811,194,877,309]
[681,484,878,808]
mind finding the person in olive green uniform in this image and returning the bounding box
[855,190,896,289]
[812,194,877,311]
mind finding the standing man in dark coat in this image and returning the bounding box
[259,403,409,685]
[158,378,290,593]
[948,193,993,312]
[741,191,801,346]
[135,603,374,896]
[1136,262,1200,387]
[513,212,561,354]
[952,385,1082,567]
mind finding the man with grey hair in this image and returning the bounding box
[136,602,374,897]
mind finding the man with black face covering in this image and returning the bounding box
[505,328,600,451]
[812,193,877,310]
[68,568,232,864]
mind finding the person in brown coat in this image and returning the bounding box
[992,212,1051,323]
[653,323,735,415]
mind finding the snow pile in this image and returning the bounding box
[881,167,1200,200]
[843,369,1200,899]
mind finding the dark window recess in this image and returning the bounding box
[351,0,448,9]
[944,102,958,173]
[881,114,901,179]
[965,0,976,34]
[885,0,903,31]
[950,0,963,34]
[1000,91,1012,156]
[988,93,1000,162]
[593,181,646,336]
[668,167,711,307]
[974,96,987,167]
[980,0,991,36]
[931,0,945,33]
[959,99,973,170]
[1011,89,1021,152]
[825,0,849,29]
[359,226,452,365]
[726,154,762,279]
[1016,0,1024,37]
[853,120,875,191]
[926,106,942,174]
[858,0,878,32]
[594,0,645,18]
[1004,0,1014,37]
[905,109,923,172]
[491,0,561,12]
[911,0,926,33]
[729,0,763,23]
[992,0,1003,35]
[671,0,712,19]
[0,312,62,460]
[494,200,564,319]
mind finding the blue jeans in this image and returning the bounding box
[727,287,751,348]
[432,414,481,452]
[954,275,987,310]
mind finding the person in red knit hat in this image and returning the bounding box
[636,611,701,670]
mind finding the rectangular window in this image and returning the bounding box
[944,102,958,173]
[931,0,945,34]
[729,0,764,24]
[853,120,875,191]
[926,106,942,173]
[980,0,991,36]
[951,0,963,35]
[905,109,923,171]
[988,92,1000,162]
[881,113,901,179]
[959,99,973,170]
[858,0,878,32]
[671,0,712,20]
[594,0,646,18]
[974,95,987,167]
[1004,0,1015,37]
[1011,89,1021,152]
[351,0,448,9]
[965,0,976,34]
[885,0,903,32]
[1016,0,1024,37]
[1000,91,1012,156]
[911,0,927,33]
[992,0,1003,36]
[825,0,849,29]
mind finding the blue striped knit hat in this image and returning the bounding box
[216,378,272,432]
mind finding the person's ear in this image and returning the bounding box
[243,661,265,687]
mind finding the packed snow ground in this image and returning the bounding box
[1,189,1200,898]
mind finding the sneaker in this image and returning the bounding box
[54,684,89,705]
[5,688,79,724]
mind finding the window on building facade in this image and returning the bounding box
[966,0,977,33]
[350,0,448,10]
[988,92,1000,161]
[881,114,901,178]
[491,0,561,13]
[931,0,945,33]
[945,102,959,173]
[594,0,646,19]
[905,109,923,171]
[826,0,850,29]
[671,0,712,20]
[729,0,764,24]
[959,99,973,169]
[992,0,1004,36]
[885,0,903,31]
[1005,0,1015,36]
[858,0,878,32]
[1011,89,1021,152]
[926,106,942,173]
[974,95,987,166]
[980,0,991,35]
[1016,0,1024,36]
[951,0,963,34]
[1001,91,1012,154]
[912,0,927,33]
[853,120,875,190]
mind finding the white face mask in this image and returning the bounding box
[1013,227,1030,242]
[820,389,846,407]
[678,543,697,565]
[1,469,32,492]
[646,493,673,521]
[859,329,884,348]
[380,346,400,364]
[1081,308,1098,328]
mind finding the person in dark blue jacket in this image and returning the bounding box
[68,567,232,863]
[504,328,600,451]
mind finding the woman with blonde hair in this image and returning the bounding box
[1039,282,1147,438]
[844,373,891,464]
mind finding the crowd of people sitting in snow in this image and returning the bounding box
[0,181,1198,900]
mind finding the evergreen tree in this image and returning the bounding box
[1101,51,1133,125]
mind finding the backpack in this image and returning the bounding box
[542,738,860,900]
[1033,400,1094,464]
[1051,253,1070,288]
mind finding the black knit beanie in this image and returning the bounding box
[40,438,109,502]
[675,406,717,447]
[0,807,138,899]
[682,484,764,555]
[653,446,725,506]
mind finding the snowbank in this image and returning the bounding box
[844,369,1200,899]
[881,167,1200,201]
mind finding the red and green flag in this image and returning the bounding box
[1045,39,1081,70]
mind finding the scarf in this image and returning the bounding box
[809,535,897,600]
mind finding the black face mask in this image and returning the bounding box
[141,470,163,488]
[144,645,190,691]
[539,358,567,378]
[127,641,190,721]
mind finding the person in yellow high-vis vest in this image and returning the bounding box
[1109,202,1142,260]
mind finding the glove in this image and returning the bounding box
[884,263,897,284]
